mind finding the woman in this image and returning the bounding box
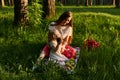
[36,11,76,67]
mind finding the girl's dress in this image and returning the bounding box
[43,22,76,66]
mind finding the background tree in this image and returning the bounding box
[14,0,29,26]
[85,0,88,6]
[8,0,14,6]
[0,0,5,8]
[96,0,100,5]
[76,0,80,6]
[90,0,93,6]
[42,0,55,18]
[115,0,120,8]
[62,0,66,5]
[112,0,115,5]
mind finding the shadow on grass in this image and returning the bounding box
[0,41,46,72]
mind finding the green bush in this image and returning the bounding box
[29,0,42,27]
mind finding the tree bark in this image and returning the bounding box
[96,0,100,5]
[8,0,11,6]
[115,0,120,8]
[112,0,115,5]
[14,0,29,26]
[76,0,80,6]
[0,0,5,8]
[63,0,66,5]
[61,0,66,5]
[42,0,55,19]
[90,0,92,6]
[8,0,14,6]
[85,0,88,6]
[11,0,14,6]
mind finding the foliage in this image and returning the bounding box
[28,0,42,27]
[0,6,120,80]
[55,1,63,6]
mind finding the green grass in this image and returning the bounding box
[0,6,120,80]
[56,5,120,16]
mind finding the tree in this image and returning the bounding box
[76,0,80,6]
[61,0,67,5]
[96,0,100,5]
[90,0,93,6]
[14,0,29,26]
[42,0,55,18]
[61,0,66,5]
[0,0,5,8]
[112,0,115,5]
[115,0,120,8]
[8,0,14,6]
[85,0,88,6]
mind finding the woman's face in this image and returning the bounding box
[61,16,72,26]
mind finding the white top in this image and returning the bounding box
[49,22,72,48]
[49,22,72,39]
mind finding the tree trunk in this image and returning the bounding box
[112,0,115,5]
[69,0,72,5]
[8,0,14,6]
[42,0,55,19]
[85,0,88,6]
[14,0,29,26]
[11,0,14,6]
[8,0,11,6]
[0,0,5,8]
[61,0,66,5]
[76,0,80,6]
[59,0,65,5]
[96,0,100,5]
[115,0,120,8]
[90,0,92,6]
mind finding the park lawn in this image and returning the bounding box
[0,6,120,80]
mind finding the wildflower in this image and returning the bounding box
[84,35,100,51]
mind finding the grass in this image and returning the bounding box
[0,5,120,80]
[56,5,120,16]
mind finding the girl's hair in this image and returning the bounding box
[55,11,73,27]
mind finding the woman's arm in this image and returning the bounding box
[63,36,69,45]
[67,26,73,44]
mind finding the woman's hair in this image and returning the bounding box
[55,11,73,27]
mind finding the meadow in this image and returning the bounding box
[0,6,120,80]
